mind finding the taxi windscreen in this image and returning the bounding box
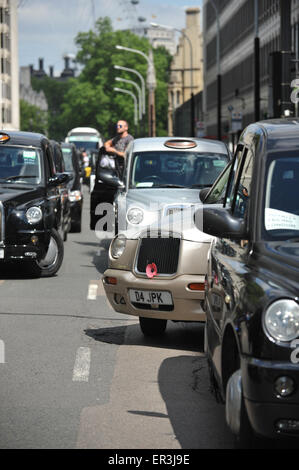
[130,151,229,189]
[0,147,42,184]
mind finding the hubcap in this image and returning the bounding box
[38,236,58,269]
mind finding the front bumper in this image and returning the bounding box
[103,268,206,321]
[241,356,299,439]
[70,200,82,223]
[0,231,49,262]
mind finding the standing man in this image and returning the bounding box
[104,120,134,159]
[104,120,134,178]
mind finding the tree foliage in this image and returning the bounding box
[20,99,48,134]
[31,76,71,141]
[29,17,172,141]
[60,17,172,139]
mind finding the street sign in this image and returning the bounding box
[231,112,243,133]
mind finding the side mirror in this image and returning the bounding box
[199,187,210,202]
[48,173,70,187]
[194,206,248,240]
[98,168,124,189]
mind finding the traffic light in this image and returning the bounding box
[268,51,295,118]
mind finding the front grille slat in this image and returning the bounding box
[136,237,180,275]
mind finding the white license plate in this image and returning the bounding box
[0,249,4,259]
[129,289,173,306]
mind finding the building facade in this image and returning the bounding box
[20,66,48,112]
[203,0,299,141]
[168,7,203,136]
[131,26,177,55]
[0,0,19,130]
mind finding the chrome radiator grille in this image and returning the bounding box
[136,237,180,275]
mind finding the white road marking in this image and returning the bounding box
[72,347,91,382]
[87,283,98,300]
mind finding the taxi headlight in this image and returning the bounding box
[26,206,42,224]
[263,299,299,342]
[110,235,126,259]
[127,207,144,225]
[69,190,82,202]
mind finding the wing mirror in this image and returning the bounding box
[48,173,70,187]
[194,206,249,240]
[98,168,124,189]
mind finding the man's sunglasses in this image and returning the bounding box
[117,124,123,128]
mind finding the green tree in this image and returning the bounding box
[31,76,71,141]
[60,17,172,139]
[20,99,48,134]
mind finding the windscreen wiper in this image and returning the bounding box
[155,184,185,188]
[0,175,37,182]
[190,184,213,189]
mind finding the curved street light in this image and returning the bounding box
[114,65,146,115]
[116,45,156,136]
[113,87,138,127]
[115,77,142,120]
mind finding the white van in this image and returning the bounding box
[65,127,103,151]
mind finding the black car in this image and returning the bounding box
[0,131,69,277]
[90,146,121,230]
[196,119,299,447]
[61,143,83,232]
[50,140,71,241]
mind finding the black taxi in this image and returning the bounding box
[196,119,299,446]
[0,131,69,277]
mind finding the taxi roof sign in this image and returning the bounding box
[0,133,10,144]
[164,140,197,149]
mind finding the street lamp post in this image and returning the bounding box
[116,45,156,137]
[115,77,142,120]
[113,87,138,133]
[210,0,221,141]
[114,65,146,115]
[151,22,195,137]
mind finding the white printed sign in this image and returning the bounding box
[265,208,299,231]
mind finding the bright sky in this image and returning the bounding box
[18,0,202,75]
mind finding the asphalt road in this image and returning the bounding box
[0,185,234,450]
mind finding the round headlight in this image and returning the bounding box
[110,235,126,259]
[26,206,42,224]
[127,207,144,225]
[264,299,299,342]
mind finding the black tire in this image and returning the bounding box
[31,228,64,278]
[139,317,167,337]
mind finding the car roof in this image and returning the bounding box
[240,118,299,151]
[131,137,229,155]
[1,130,48,148]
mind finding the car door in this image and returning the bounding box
[206,145,254,377]
[44,144,62,233]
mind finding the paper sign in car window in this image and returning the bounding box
[23,151,37,165]
[136,182,154,188]
[265,208,299,231]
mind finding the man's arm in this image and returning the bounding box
[104,139,125,158]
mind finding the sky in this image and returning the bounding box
[18,0,203,76]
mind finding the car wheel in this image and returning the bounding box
[139,317,167,337]
[226,369,258,448]
[31,229,64,277]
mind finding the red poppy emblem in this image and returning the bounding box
[146,263,158,279]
